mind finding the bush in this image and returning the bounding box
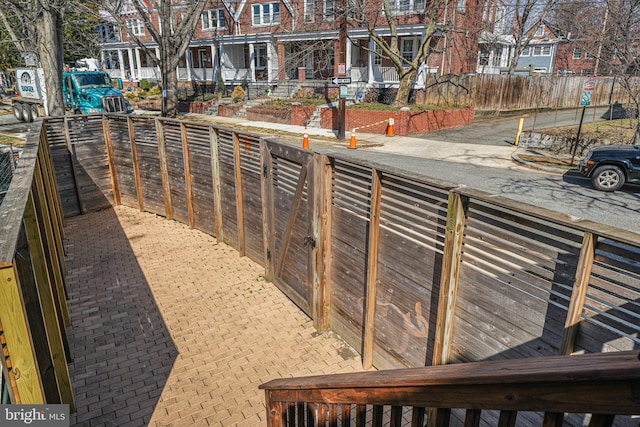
[231,86,246,103]
[139,79,157,91]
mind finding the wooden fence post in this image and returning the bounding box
[63,117,85,214]
[181,122,195,228]
[363,169,382,370]
[233,132,246,257]
[102,115,121,206]
[155,119,173,220]
[260,139,274,279]
[560,232,597,355]
[127,116,144,212]
[432,191,468,366]
[210,126,223,242]
[312,154,331,332]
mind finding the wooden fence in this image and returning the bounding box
[44,115,640,377]
[0,122,74,408]
[422,74,639,113]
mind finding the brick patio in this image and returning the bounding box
[65,206,363,426]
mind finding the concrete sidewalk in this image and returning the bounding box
[66,206,363,427]
[177,112,530,171]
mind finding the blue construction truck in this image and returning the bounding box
[11,67,133,122]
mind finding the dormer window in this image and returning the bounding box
[534,26,544,37]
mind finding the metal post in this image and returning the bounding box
[571,106,587,165]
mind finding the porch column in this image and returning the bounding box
[155,47,161,79]
[135,47,142,80]
[266,41,273,83]
[368,39,375,84]
[219,43,225,83]
[118,49,126,79]
[186,49,193,82]
[127,48,135,81]
[277,41,286,81]
[249,43,256,82]
[100,50,105,69]
[211,43,218,83]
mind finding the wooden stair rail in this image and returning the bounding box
[260,350,640,427]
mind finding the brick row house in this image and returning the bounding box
[97,0,487,90]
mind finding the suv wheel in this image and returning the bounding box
[591,165,625,191]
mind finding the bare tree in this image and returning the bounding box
[345,0,443,107]
[102,0,208,117]
[506,0,557,74]
[0,0,66,115]
[555,0,640,143]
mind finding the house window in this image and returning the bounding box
[255,45,268,69]
[304,0,314,22]
[533,46,550,56]
[457,0,465,12]
[126,18,144,36]
[492,48,502,67]
[534,26,544,37]
[586,51,595,59]
[324,0,335,21]
[389,0,425,13]
[252,3,280,26]
[478,48,490,66]
[521,47,530,56]
[374,43,382,66]
[202,9,225,30]
[401,39,416,62]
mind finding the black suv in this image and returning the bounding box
[579,144,640,191]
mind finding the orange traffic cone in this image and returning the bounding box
[302,126,309,149]
[386,118,395,137]
[349,129,357,149]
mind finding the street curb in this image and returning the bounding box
[511,149,573,175]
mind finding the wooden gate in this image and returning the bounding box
[262,141,321,318]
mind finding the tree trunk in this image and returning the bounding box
[393,67,418,107]
[161,61,179,117]
[39,6,65,116]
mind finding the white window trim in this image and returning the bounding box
[202,9,225,31]
[126,18,145,36]
[573,48,582,59]
[386,0,425,14]
[324,0,335,21]
[252,3,281,26]
[534,26,544,37]
[304,0,314,22]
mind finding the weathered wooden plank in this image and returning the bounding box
[0,266,46,404]
[363,169,381,370]
[433,192,467,366]
[181,122,195,228]
[561,232,596,355]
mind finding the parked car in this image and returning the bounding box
[579,144,640,191]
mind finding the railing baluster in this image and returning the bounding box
[588,414,615,427]
[435,408,451,427]
[498,410,517,427]
[329,403,338,427]
[464,409,481,427]
[411,407,426,427]
[372,405,383,427]
[542,412,563,427]
[317,403,327,425]
[287,402,296,426]
[341,404,351,427]
[390,406,403,427]
[356,404,366,427]
[297,403,305,426]
[307,402,315,427]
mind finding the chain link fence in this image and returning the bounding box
[0,145,21,206]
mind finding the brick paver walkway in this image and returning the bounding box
[65,206,363,426]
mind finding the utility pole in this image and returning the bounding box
[337,2,347,141]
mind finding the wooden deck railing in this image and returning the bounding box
[260,350,640,427]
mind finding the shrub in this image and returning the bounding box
[139,79,157,91]
[231,86,246,103]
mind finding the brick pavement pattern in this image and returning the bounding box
[65,205,363,427]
